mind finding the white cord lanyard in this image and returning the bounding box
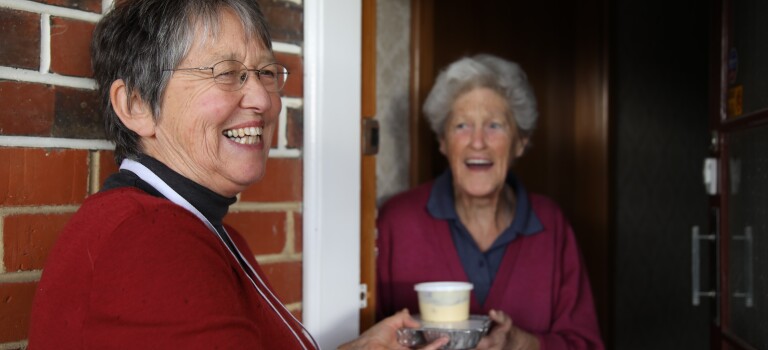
[120,159,319,350]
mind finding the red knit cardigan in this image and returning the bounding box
[29,187,310,349]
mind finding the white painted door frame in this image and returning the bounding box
[302,0,362,348]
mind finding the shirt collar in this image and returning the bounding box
[103,154,236,227]
[427,169,543,237]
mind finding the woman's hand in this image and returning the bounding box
[473,310,540,350]
[337,309,449,350]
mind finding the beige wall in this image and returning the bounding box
[375,0,412,206]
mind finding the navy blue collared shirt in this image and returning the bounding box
[426,170,543,306]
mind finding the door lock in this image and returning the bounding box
[362,118,379,156]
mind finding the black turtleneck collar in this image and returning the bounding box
[101,154,237,227]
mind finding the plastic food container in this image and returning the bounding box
[414,282,473,322]
[397,314,491,350]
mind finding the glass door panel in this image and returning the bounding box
[724,124,768,348]
[727,0,768,118]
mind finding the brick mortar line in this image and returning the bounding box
[0,202,299,215]
[0,340,28,350]
[88,150,99,195]
[280,0,302,7]
[0,136,113,150]
[230,202,302,212]
[0,217,4,273]
[0,205,80,216]
[272,42,302,55]
[0,270,42,283]
[284,301,302,312]
[0,257,301,277]
[278,96,289,149]
[40,13,51,73]
[0,256,299,276]
[254,252,302,264]
[284,209,296,255]
[0,0,102,22]
[269,148,301,158]
[0,66,96,90]
[0,202,300,216]
[284,97,303,108]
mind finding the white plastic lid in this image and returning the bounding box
[414,281,473,292]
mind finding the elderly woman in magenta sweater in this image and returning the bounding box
[376,54,605,350]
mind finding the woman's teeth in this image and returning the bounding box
[224,127,262,145]
[466,159,492,165]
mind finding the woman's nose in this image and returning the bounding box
[239,74,273,111]
[470,127,486,148]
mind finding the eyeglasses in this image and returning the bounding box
[165,60,289,92]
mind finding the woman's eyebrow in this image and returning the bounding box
[205,53,277,66]
[205,52,241,62]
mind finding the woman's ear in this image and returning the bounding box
[514,136,530,158]
[110,79,155,137]
[438,137,447,156]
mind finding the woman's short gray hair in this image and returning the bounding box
[92,0,272,164]
[423,54,538,138]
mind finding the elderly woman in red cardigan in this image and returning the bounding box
[28,0,447,349]
[376,54,605,350]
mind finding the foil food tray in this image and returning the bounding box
[396,315,491,350]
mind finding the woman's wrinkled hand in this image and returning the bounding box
[337,309,449,350]
[473,310,540,350]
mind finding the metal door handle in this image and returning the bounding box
[733,226,754,308]
[692,225,716,305]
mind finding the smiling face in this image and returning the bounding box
[141,9,280,197]
[439,87,528,200]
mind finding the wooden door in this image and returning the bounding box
[710,0,768,348]
[360,0,378,332]
[409,0,611,340]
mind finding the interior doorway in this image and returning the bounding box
[409,0,611,341]
[409,0,716,348]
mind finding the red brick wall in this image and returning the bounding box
[0,1,304,348]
